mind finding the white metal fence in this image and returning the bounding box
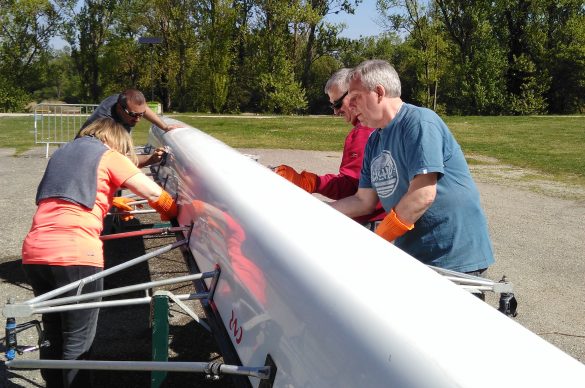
[34,103,98,157]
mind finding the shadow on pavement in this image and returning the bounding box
[0,257,31,295]
[90,218,153,387]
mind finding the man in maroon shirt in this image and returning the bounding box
[274,68,385,229]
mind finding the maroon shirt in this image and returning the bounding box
[316,122,386,224]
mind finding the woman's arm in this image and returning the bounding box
[122,173,162,202]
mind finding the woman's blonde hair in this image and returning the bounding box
[78,118,138,165]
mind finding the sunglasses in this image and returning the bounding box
[330,91,348,111]
[122,106,146,118]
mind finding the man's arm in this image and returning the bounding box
[317,174,359,199]
[330,187,379,218]
[143,106,182,132]
[394,173,438,224]
[373,173,437,242]
[136,148,166,168]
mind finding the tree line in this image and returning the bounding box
[0,0,583,115]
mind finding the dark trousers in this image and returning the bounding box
[23,264,103,388]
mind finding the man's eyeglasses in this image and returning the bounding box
[330,91,348,111]
[122,106,145,118]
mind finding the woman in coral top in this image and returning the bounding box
[21,117,177,388]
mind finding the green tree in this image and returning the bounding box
[298,0,361,92]
[33,48,82,102]
[377,0,447,110]
[0,78,29,111]
[64,0,118,102]
[337,34,400,67]
[98,0,149,97]
[0,0,68,110]
[141,0,200,111]
[489,0,548,114]
[435,0,507,114]
[508,54,548,114]
[194,0,237,112]
[541,0,585,113]
[304,55,340,114]
[251,0,308,113]
[220,0,258,112]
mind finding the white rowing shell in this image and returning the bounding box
[149,121,585,388]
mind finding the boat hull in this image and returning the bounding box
[149,121,585,387]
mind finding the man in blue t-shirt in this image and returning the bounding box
[331,59,494,274]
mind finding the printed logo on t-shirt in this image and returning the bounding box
[371,150,398,198]
[350,152,358,159]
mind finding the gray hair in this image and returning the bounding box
[349,60,401,98]
[324,68,352,94]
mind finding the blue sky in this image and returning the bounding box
[325,0,385,39]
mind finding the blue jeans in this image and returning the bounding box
[23,264,103,388]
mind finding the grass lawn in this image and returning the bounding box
[1,113,584,187]
[446,116,585,182]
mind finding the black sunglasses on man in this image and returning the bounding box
[330,91,348,111]
[122,105,145,118]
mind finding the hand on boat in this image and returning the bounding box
[274,165,318,193]
[164,123,183,132]
[148,190,178,221]
[143,147,167,165]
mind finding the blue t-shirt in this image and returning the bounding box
[360,103,494,272]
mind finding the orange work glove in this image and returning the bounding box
[112,197,134,211]
[274,165,318,193]
[112,197,139,221]
[148,190,178,221]
[375,208,414,242]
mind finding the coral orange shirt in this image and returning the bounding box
[22,150,140,267]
